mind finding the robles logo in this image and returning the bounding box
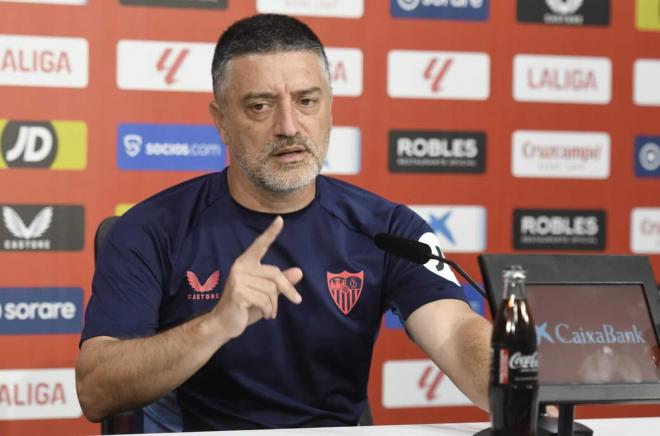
[514,209,606,250]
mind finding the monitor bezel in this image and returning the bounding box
[478,254,660,404]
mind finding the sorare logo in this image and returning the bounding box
[118,123,227,171]
[517,0,610,26]
[0,204,84,251]
[634,136,660,177]
[0,120,86,170]
[389,130,486,173]
[120,0,227,8]
[391,0,489,21]
[0,288,82,335]
[513,209,606,250]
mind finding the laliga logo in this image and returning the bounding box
[123,134,142,158]
[546,0,584,15]
[418,364,444,401]
[156,48,189,85]
[423,57,453,93]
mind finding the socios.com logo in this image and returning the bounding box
[117,123,227,171]
[0,288,83,334]
[0,120,87,170]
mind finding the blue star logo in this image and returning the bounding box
[535,322,555,346]
[429,211,455,245]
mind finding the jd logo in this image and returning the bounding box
[1,121,57,168]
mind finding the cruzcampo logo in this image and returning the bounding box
[637,0,660,30]
[0,120,87,170]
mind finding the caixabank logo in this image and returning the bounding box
[517,0,610,26]
[391,0,489,21]
[389,130,486,173]
[0,205,84,251]
[0,288,82,334]
[0,120,86,170]
[118,123,227,171]
[635,136,660,177]
[120,0,227,8]
[514,209,606,250]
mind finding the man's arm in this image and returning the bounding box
[405,298,492,411]
[76,216,302,422]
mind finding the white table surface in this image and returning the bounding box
[137,416,660,436]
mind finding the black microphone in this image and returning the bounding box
[374,233,487,298]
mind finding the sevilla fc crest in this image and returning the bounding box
[326,271,364,315]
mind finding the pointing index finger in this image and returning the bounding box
[242,216,284,263]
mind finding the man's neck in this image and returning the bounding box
[226,166,317,214]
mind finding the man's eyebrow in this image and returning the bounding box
[241,87,323,102]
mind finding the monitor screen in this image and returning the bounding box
[478,254,660,404]
[526,283,660,385]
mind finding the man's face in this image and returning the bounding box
[212,50,332,194]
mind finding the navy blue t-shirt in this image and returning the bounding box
[82,169,467,431]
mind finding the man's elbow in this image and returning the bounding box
[76,385,109,423]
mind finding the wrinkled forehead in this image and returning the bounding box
[222,50,331,95]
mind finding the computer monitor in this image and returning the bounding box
[478,254,660,405]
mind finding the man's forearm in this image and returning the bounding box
[75,311,230,422]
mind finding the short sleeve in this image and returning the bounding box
[80,216,166,343]
[382,206,468,321]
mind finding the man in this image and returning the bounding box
[76,14,492,431]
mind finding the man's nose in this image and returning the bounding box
[274,101,298,138]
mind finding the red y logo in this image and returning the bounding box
[423,57,454,93]
[156,48,190,85]
[418,365,444,401]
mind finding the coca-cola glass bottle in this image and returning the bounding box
[489,266,539,436]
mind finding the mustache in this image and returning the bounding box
[266,134,317,156]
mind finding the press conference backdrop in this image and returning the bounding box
[0,1,658,435]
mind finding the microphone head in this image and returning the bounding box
[374,233,432,265]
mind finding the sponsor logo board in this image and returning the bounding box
[512,130,610,179]
[0,205,84,251]
[118,123,226,171]
[325,47,362,97]
[0,120,86,169]
[382,359,471,407]
[389,130,486,173]
[636,0,660,31]
[391,0,489,21]
[514,54,611,104]
[634,59,660,106]
[634,136,660,177]
[0,368,81,420]
[517,0,610,26]
[0,288,82,334]
[256,0,364,18]
[388,50,490,100]
[0,0,86,3]
[631,208,660,254]
[120,0,227,8]
[410,205,487,253]
[321,126,361,175]
[513,209,606,250]
[117,40,214,92]
[0,35,88,88]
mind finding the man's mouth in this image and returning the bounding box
[271,146,309,162]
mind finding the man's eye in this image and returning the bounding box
[300,98,317,106]
[250,103,266,112]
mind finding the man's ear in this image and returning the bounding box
[209,100,229,145]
